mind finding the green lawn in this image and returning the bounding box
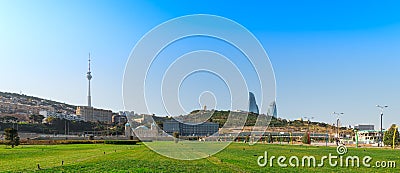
[0,142,399,172]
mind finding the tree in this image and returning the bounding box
[173,132,179,143]
[2,116,18,123]
[302,132,311,144]
[29,114,44,124]
[244,135,250,143]
[268,133,273,143]
[4,128,20,148]
[383,124,399,147]
[44,117,54,124]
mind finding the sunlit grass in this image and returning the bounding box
[0,142,399,172]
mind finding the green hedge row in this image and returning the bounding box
[104,140,137,145]
[27,140,104,145]
[57,140,103,144]
[0,140,137,145]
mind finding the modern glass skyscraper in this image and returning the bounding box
[268,101,278,118]
[248,92,259,114]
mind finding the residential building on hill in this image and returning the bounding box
[76,106,112,123]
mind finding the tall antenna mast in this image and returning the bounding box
[87,53,92,107]
[88,53,91,72]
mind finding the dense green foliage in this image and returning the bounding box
[301,132,311,144]
[186,110,329,128]
[384,124,400,146]
[28,114,45,124]
[150,110,293,128]
[4,128,20,148]
[0,116,18,122]
[0,118,107,134]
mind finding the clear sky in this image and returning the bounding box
[1,0,399,129]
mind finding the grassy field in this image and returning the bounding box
[0,142,399,172]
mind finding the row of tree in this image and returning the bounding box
[0,118,106,134]
[300,124,400,146]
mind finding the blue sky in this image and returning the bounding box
[1,0,399,129]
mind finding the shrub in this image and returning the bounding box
[302,132,310,144]
[173,132,179,143]
[104,140,137,145]
[23,140,104,145]
[383,124,399,147]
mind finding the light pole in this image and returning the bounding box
[326,123,329,147]
[332,112,344,145]
[304,116,314,144]
[376,105,388,147]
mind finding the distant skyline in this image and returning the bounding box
[1,1,399,129]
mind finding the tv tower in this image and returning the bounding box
[87,53,92,107]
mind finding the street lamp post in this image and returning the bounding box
[304,116,314,144]
[332,112,344,145]
[376,105,388,147]
[326,125,329,147]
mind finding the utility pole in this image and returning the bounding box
[376,105,388,147]
[64,120,67,136]
[332,112,344,145]
[326,125,329,147]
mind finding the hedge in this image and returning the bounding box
[104,140,137,145]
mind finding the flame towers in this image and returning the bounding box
[248,92,259,114]
[248,92,278,118]
[268,101,277,118]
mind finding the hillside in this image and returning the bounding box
[0,91,351,135]
[154,110,347,134]
[0,91,76,113]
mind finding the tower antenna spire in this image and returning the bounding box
[88,53,91,72]
[87,53,92,107]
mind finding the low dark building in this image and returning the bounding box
[112,114,127,125]
[163,119,219,136]
[354,124,374,131]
